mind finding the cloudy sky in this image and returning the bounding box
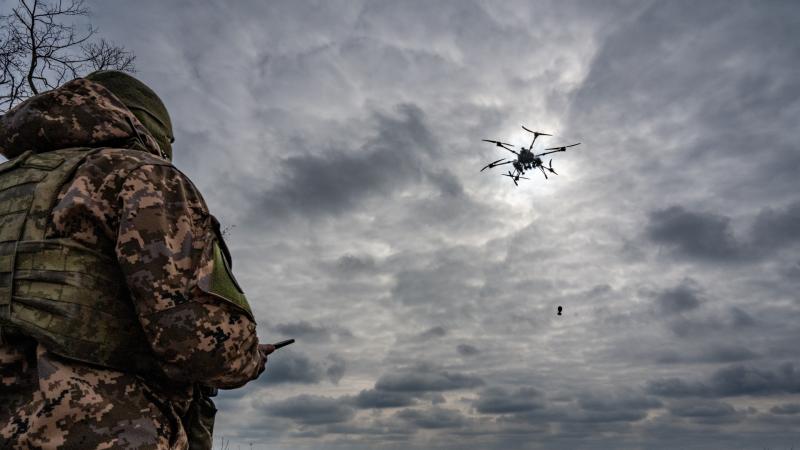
[30,0,800,448]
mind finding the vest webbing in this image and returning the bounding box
[0,148,162,376]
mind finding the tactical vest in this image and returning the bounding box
[0,148,162,375]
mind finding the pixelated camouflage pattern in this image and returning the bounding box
[0,78,163,159]
[0,78,266,449]
[0,148,169,378]
[1,341,183,449]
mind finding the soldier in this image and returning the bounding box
[0,71,274,449]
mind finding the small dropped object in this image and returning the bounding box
[273,339,295,349]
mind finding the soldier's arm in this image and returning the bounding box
[115,163,266,389]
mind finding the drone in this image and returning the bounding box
[481,125,581,186]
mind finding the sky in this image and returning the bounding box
[9,0,800,448]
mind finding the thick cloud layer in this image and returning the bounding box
[78,0,800,448]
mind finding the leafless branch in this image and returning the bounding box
[83,39,135,72]
[0,0,136,112]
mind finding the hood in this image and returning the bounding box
[0,78,163,159]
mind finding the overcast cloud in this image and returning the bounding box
[25,0,800,448]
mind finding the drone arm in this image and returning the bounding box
[481,159,514,172]
[537,149,566,157]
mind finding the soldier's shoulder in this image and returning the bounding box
[87,148,174,173]
[68,147,200,202]
[76,147,186,187]
[94,148,208,204]
[74,147,209,209]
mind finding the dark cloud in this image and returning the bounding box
[335,253,377,274]
[576,392,662,412]
[656,344,759,364]
[325,353,346,385]
[263,394,356,425]
[503,392,661,425]
[703,345,759,363]
[729,307,757,328]
[320,419,417,437]
[272,321,331,342]
[394,407,467,429]
[646,206,744,261]
[493,389,664,428]
[259,351,324,384]
[351,389,417,409]
[391,258,480,307]
[570,409,649,424]
[645,202,800,264]
[249,104,436,221]
[415,326,447,340]
[751,200,800,250]
[424,393,447,405]
[271,320,352,343]
[473,387,544,414]
[668,399,737,418]
[375,364,484,392]
[587,284,613,298]
[510,402,652,425]
[647,362,800,398]
[769,403,800,415]
[667,316,724,339]
[456,344,480,356]
[709,363,800,397]
[666,399,744,425]
[654,279,703,314]
[664,306,763,339]
[646,377,703,398]
[426,168,465,198]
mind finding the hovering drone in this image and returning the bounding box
[481,126,581,186]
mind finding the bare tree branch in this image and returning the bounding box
[83,39,135,72]
[0,0,136,112]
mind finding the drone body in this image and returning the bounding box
[481,126,580,186]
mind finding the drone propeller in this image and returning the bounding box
[521,126,553,150]
[543,142,581,151]
[502,171,519,186]
[480,158,509,172]
[536,149,561,157]
[521,126,552,137]
[483,139,518,155]
[547,159,558,175]
[537,143,580,157]
[483,139,513,147]
[502,170,529,186]
[539,165,548,180]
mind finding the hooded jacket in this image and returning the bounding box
[0,78,265,450]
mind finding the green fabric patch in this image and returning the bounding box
[207,241,253,320]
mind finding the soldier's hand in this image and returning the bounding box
[259,344,276,357]
[256,344,275,376]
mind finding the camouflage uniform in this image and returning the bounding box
[0,77,266,449]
